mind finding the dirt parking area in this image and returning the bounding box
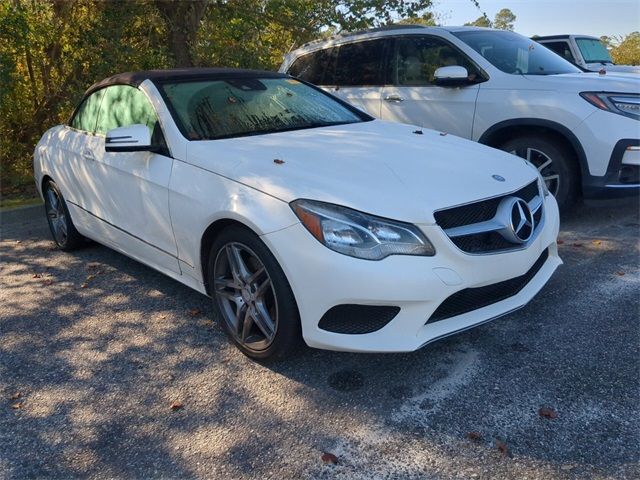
[1,198,638,479]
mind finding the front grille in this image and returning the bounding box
[426,248,549,324]
[319,304,400,334]
[434,180,542,254]
[434,181,538,230]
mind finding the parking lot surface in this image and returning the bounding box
[1,199,638,479]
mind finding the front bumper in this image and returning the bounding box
[262,194,561,353]
[573,110,640,198]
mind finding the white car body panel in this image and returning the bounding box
[34,70,561,353]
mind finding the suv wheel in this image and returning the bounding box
[208,225,302,361]
[499,135,579,211]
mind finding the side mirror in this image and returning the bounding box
[105,124,156,153]
[434,66,470,87]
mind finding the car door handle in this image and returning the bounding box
[384,95,404,103]
[82,149,95,161]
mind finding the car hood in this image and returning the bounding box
[522,72,640,92]
[585,63,640,74]
[185,120,537,224]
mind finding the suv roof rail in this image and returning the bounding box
[297,24,429,50]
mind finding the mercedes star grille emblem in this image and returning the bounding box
[497,197,535,244]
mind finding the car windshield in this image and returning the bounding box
[454,30,581,75]
[575,38,613,64]
[159,77,367,140]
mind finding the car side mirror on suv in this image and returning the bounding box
[434,66,470,87]
[105,124,160,153]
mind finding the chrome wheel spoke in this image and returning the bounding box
[240,308,254,342]
[247,265,266,285]
[226,244,251,282]
[215,276,242,291]
[252,300,275,339]
[543,173,560,183]
[58,216,68,236]
[234,303,248,332]
[255,276,271,297]
[537,158,553,172]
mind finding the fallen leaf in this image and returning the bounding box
[80,283,88,289]
[557,240,564,245]
[15,240,22,244]
[42,279,54,286]
[592,240,602,245]
[11,402,22,409]
[9,392,21,400]
[188,308,202,317]
[495,439,509,455]
[321,452,338,464]
[85,274,96,282]
[466,431,482,441]
[170,401,183,411]
[32,273,42,279]
[616,271,625,276]
[539,406,558,419]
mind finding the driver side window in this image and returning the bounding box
[70,90,104,133]
[94,85,168,154]
[95,85,159,136]
[393,36,480,86]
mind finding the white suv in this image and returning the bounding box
[535,34,640,74]
[280,26,640,210]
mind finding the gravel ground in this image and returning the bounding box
[1,198,639,479]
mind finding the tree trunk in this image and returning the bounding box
[154,0,208,68]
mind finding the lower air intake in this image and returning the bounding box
[426,248,549,324]
[319,305,400,334]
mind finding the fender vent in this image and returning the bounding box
[319,305,400,334]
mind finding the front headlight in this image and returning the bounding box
[290,199,435,260]
[580,92,640,120]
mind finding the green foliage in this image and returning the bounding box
[493,8,515,31]
[464,7,515,30]
[464,15,491,28]
[610,32,640,66]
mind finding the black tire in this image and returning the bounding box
[207,225,302,361]
[499,135,579,211]
[43,180,84,251]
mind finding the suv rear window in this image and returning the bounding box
[287,48,336,85]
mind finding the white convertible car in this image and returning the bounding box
[34,68,561,359]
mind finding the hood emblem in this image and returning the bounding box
[497,197,534,244]
[492,174,506,182]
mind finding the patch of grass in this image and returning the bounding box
[0,196,42,211]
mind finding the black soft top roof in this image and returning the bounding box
[85,68,287,96]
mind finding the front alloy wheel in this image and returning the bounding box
[214,242,278,351]
[208,226,301,360]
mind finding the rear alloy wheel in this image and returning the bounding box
[43,180,84,251]
[208,226,301,360]
[500,135,579,211]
